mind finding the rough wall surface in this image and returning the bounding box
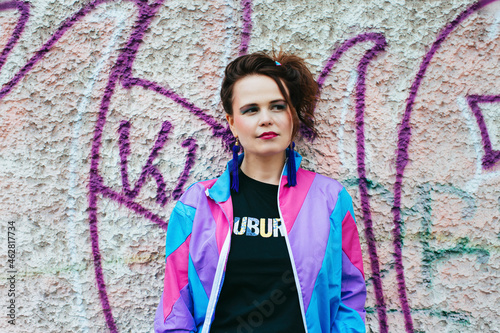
[0,0,499,332]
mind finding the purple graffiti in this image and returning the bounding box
[1,0,499,331]
[118,120,173,206]
[117,118,198,207]
[0,0,235,330]
[467,95,500,169]
[124,78,233,146]
[394,0,499,332]
[0,0,111,99]
[87,0,199,330]
[318,32,389,333]
[239,0,253,56]
[86,0,247,330]
[0,1,29,72]
[172,137,197,201]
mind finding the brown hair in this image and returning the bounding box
[220,51,319,139]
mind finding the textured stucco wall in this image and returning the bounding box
[0,0,499,332]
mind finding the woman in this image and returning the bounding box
[155,52,366,332]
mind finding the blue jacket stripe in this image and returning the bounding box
[165,201,196,258]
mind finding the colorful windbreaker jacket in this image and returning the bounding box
[154,151,366,332]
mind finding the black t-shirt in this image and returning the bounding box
[210,170,305,333]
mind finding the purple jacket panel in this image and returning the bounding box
[288,173,344,312]
[186,183,220,298]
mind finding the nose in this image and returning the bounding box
[258,108,273,126]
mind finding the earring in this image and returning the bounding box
[286,141,297,187]
[231,137,240,192]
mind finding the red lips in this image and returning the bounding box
[258,131,278,139]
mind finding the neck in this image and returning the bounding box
[240,151,286,185]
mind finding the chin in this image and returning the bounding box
[253,148,287,158]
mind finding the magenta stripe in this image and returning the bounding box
[342,211,364,278]
[163,235,191,319]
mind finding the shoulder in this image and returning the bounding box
[185,177,218,193]
[176,177,217,207]
[299,168,345,196]
[297,168,355,216]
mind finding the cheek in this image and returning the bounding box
[232,116,254,138]
[279,112,293,132]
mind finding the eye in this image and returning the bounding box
[241,106,259,114]
[271,102,287,111]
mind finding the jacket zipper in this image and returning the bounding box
[277,163,309,333]
[202,162,309,332]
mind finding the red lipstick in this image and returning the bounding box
[258,132,278,139]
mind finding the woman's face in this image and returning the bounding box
[226,74,293,161]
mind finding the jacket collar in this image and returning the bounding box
[206,148,302,203]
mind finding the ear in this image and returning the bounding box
[226,114,237,137]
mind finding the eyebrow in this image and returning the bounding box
[239,103,257,112]
[238,99,287,112]
[271,99,287,104]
